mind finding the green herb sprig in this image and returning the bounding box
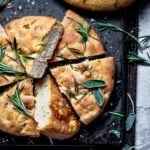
[139,35,150,45]
[127,52,150,65]
[94,20,139,44]
[108,111,124,119]
[8,86,30,116]
[82,79,106,107]
[0,45,5,62]
[109,129,121,139]
[0,63,21,75]
[126,93,136,131]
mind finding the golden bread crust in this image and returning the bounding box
[64,0,135,11]
[52,10,105,61]
[0,79,39,137]
[51,57,115,125]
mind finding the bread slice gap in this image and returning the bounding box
[34,74,80,140]
[50,57,115,125]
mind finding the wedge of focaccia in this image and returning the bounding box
[51,57,115,125]
[0,45,25,87]
[0,78,39,137]
[52,10,105,62]
[5,16,63,78]
[34,75,80,140]
[0,24,8,47]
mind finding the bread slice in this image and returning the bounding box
[51,57,115,125]
[0,78,39,137]
[5,16,63,78]
[34,75,80,140]
[52,10,105,62]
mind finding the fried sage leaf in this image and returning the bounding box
[93,88,104,107]
[126,113,136,131]
[0,63,21,74]
[8,87,29,116]
[82,79,106,89]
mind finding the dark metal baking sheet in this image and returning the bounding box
[0,0,137,149]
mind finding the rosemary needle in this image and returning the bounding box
[127,52,150,65]
[8,87,29,116]
[94,20,139,45]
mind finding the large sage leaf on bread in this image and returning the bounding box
[82,80,106,107]
[93,88,104,107]
[82,79,106,89]
[8,87,29,116]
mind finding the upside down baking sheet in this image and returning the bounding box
[0,0,137,147]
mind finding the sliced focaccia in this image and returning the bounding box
[34,75,80,140]
[0,24,8,47]
[0,46,25,87]
[5,16,63,78]
[52,10,105,62]
[51,57,115,125]
[0,78,39,137]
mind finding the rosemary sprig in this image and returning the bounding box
[94,20,139,45]
[0,45,5,62]
[127,52,150,65]
[139,35,150,45]
[8,87,29,116]
[108,111,124,119]
[0,63,21,74]
[8,38,34,63]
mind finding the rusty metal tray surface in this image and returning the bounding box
[0,0,138,149]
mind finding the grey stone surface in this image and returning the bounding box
[136,1,150,150]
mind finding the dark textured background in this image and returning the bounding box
[0,0,138,149]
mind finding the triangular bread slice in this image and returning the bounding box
[34,75,80,140]
[52,10,105,62]
[5,16,63,78]
[0,78,39,137]
[51,57,115,125]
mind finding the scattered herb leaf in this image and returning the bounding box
[93,88,104,107]
[139,35,150,45]
[8,87,30,116]
[23,24,30,29]
[126,113,136,131]
[109,130,120,139]
[0,63,21,74]
[108,111,124,119]
[0,45,5,62]
[82,79,106,89]
[127,52,150,65]
[94,20,139,45]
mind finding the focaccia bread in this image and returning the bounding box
[51,57,115,125]
[5,16,63,78]
[52,10,105,62]
[63,0,135,11]
[0,79,39,137]
[34,75,80,140]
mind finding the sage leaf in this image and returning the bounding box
[126,113,136,131]
[109,129,120,139]
[93,88,104,107]
[8,87,30,116]
[82,79,106,89]
[0,0,9,7]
